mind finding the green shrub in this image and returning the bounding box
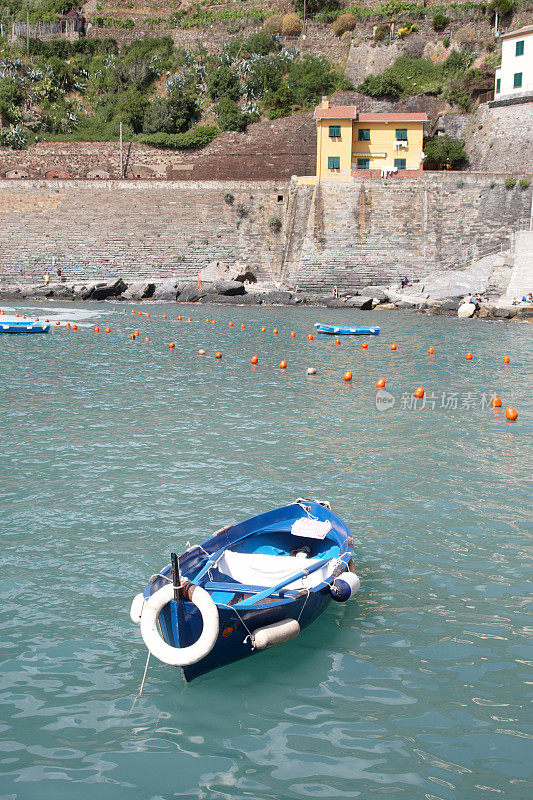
[488,0,516,16]
[456,178,465,187]
[0,78,24,125]
[433,13,449,32]
[504,177,517,188]
[215,97,248,131]
[519,178,531,189]
[143,90,199,135]
[268,215,282,232]
[0,124,28,149]
[332,14,357,37]
[281,14,302,37]
[207,65,240,101]
[245,30,278,56]
[424,134,467,169]
[92,16,135,30]
[136,126,220,149]
[224,192,234,205]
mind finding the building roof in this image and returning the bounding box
[314,106,357,119]
[500,24,533,39]
[358,112,428,122]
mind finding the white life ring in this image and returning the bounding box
[140,583,219,667]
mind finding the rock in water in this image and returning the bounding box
[458,302,476,318]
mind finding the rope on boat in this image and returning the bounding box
[216,601,255,647]
[129,650,151,713]
[296,589,311,622]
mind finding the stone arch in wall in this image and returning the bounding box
[45,170,70,179]
[129,166,155,179]
[86,170,110,179]
[4,169,30,179]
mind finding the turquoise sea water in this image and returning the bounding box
[0,302,531,800]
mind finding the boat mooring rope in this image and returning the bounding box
[129,650,151,713]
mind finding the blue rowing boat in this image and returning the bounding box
[315,323,380,335]
[130,500,360,682]
[0,321,50,334]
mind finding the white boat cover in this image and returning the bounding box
[291,517,332,539]
[217,550,334,589]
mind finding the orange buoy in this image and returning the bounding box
[45,318,49,323]
[215,352,222,359]
[414,386,424,399]
[307,367,317,375]
[163,314,167,319]
[72,324,77,331]
[187,317,192,322]
[146,313,150,318]
[113,307,116,311]
[138,311,142,316]
[55,320,60,325]
[145,336,150,342]
[229,322,233,327]
[241,324,246,330]
[466,352,473,360]
[123,309,126,313]
[65,322,70,328]
[491,395,502,407]
[503,355,510,364]
[34,317,39,321]
[134,330,139,337]
[206,318,210,323]
[376,378,386,389]
[105,327,111,333]
[198,349,206,355]
[344,371,352,381]
[334,338,341,345]
[251,356,258,365]
[290,331,295,337]
[129,333,134,340]
[362,342,368,349]
[212,320,216,324]
[132,309,135,314]
[177,315,182,321]
[279,360,287,370]
[22,315,26,319]
[307,334,313,341]
[391,343,397,351]
[428,347,435,355]
[273,328,278,334]
[169,342,175,349]
[261,327,266,333]
[506,406,518,421]
[94,326,99,332]
[15,313,19,317]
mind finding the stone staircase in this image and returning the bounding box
[505,230,533,301]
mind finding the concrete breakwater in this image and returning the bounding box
[0,175,530,293]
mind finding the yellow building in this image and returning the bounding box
[312,98,427,181]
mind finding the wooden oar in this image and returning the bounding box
[233,558,332,608]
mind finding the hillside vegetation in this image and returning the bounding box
[0,0,531,148]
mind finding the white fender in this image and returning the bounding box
[130,592,145,624]
[140,583,219,666]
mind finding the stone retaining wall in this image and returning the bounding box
[0,174,530,291]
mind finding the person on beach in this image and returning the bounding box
[333,285,338,298]
[43,272,50,285]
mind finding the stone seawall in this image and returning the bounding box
[0,175,530,291]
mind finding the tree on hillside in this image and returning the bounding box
[143,90,199,134]
[424,134,467,170]
[207,66,240,102]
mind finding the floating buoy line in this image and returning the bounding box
[2,305,519,422]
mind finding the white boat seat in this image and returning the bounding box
[217,550,333,589]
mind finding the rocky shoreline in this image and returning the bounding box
[1,276,531,322]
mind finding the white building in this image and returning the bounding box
[494,25,533,101]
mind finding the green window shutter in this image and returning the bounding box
[358,128,370,141]
[329,125,341,138]
[394,158,406,170]
[513,72,523,88]
[395,129,407,141]
[496,77,501,93]
[516,40,524,56]
[328,156,340,170]
[356,158,369,170]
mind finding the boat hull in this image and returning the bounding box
[0,322,50,334]
[136,501,355,681]
[314,324,380,335]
